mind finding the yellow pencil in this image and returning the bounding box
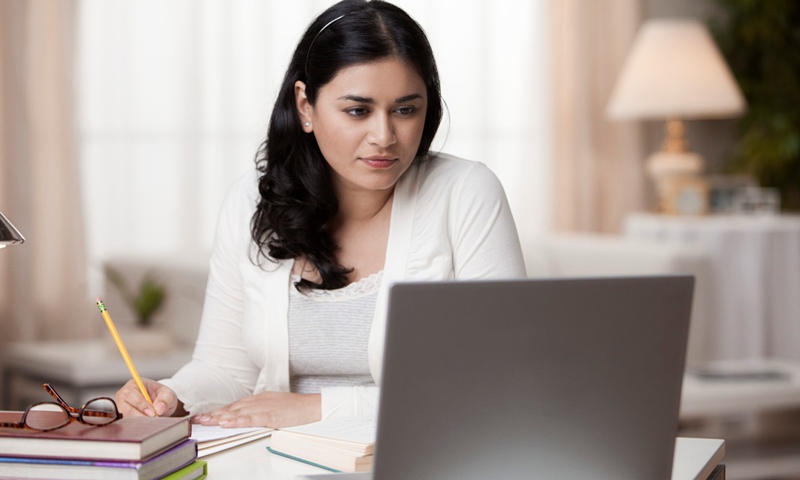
[96,298,154,407]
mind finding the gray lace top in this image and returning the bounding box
[288,271,382,394]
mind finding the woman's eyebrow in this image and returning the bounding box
[338,93,423,103]
[395,93,423,103]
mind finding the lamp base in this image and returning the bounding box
[646,151,709,215]
[646,150,703,178]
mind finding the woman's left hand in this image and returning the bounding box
[193,392,322,428]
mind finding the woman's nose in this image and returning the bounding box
[367,114,396,147]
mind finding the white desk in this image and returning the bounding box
[202,436,725,480]
[625,213,800,362]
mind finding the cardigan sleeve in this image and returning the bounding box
[403,155,526,281]
[160,172,262,415]
[447,160,527,279]
[320,385,380,419]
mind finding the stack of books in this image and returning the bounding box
[0,411,206,479]
[268,416,375,473]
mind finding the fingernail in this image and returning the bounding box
[155,401,167,415]
[144,408,155,417]
[219,419,230,426]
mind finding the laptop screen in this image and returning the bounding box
[372,276,693,480]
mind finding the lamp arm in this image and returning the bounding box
[0,211,25,245]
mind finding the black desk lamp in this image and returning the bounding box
[0,211,25,247]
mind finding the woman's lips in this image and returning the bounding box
[361,156,397,168]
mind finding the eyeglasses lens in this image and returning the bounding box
[81,398,118,426]
[26,404,69,431]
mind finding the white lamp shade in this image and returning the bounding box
[606,19,746,120]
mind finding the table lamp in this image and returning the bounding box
[606,19,746,214]
[0,211,25,248]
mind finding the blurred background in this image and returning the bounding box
[1,1,799,478]
[2,0,760,340]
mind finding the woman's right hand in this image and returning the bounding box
[115,378,180,418]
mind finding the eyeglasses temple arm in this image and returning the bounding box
[42,383,80,414]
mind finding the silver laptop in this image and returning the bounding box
[300,276,693,479]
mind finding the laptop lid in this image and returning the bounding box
[370,275,693,480]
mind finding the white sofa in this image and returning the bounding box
[101,234,714,365]
[101,253,210,348]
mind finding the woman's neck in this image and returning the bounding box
[292,185,395,285]
[334,186,395,225]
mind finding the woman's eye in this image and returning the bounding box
[346,108,369,117]
[396,106,417,116]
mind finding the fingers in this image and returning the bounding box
[115,380,150,416]
[218,412,255,428]
[152,399,170,417]
[114,379,178,418]
[192,398,255,425]
[192,413,215,425]
[191,392,322,428]
[149,382,179,417]
[197,407,253,428]
[192,407,227,426]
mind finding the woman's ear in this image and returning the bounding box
[295,81,313,132]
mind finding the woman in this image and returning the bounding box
[115,0,526,428]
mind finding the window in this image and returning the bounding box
[78,0,551,266]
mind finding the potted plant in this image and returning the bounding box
[103,265,166,328]
[710,0,800,211]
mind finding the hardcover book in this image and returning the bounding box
[267,416,375,473]
[161,459,207,480]
[0,438,197,480]
[0,411,190,461]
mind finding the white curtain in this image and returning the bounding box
[77,0,552,278]
[0,0,93,343]
[550,0,645,233]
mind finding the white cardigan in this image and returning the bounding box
[161,153,526,417]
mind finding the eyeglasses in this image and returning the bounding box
[0,383,122,432]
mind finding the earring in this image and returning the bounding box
[304,122,311,127]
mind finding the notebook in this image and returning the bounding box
[299,275,694,479]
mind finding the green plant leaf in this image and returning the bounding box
[712,0,800,210]
[134,276,166,327]
[103,264,134,305]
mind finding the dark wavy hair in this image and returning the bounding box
[251,0,443,291]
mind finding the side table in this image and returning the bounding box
[2,339,193,409]
[625,213,800,362]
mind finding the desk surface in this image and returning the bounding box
[201,436,725,480]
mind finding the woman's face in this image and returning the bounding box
[296,57,428,197]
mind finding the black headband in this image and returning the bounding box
[305,14,348,77]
